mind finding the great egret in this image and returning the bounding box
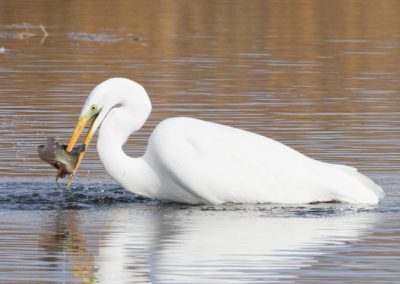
[66,78,384,204]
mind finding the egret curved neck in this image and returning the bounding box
[97,106,158,196]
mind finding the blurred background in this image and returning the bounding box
[1,0,400,179]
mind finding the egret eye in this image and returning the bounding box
[91,105,97,111]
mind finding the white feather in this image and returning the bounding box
[85,78,384,204]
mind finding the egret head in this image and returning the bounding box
[65,78,151,179]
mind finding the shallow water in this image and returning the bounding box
[0,175,399,283]
[1,0,400,283]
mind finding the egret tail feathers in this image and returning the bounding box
[336,164,384,204]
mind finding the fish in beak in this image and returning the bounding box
[38,137,85,178]
[64,108,99,186]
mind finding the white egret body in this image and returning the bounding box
[67,78,384,204]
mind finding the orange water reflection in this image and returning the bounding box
[0,0,399,178]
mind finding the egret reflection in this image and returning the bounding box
[94,207,376,283]
[0,205,381,283]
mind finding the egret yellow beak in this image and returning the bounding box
[62,112,97,185]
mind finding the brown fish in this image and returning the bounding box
[38,137,85,178]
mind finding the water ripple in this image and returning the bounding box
[0,181,153,210]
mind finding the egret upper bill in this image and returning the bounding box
[64,78,384,204]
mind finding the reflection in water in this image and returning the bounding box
[1,0,400,177]
[1,199,399,283]
[39,211,95,284]
[94,208,375,283]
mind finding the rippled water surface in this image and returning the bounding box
[1,0,400,283]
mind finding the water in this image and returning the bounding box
[0,0,400,282]
[0,176,399,283]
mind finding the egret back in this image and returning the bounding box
[145,117,384,204]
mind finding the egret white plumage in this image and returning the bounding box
[66,78,384,204]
